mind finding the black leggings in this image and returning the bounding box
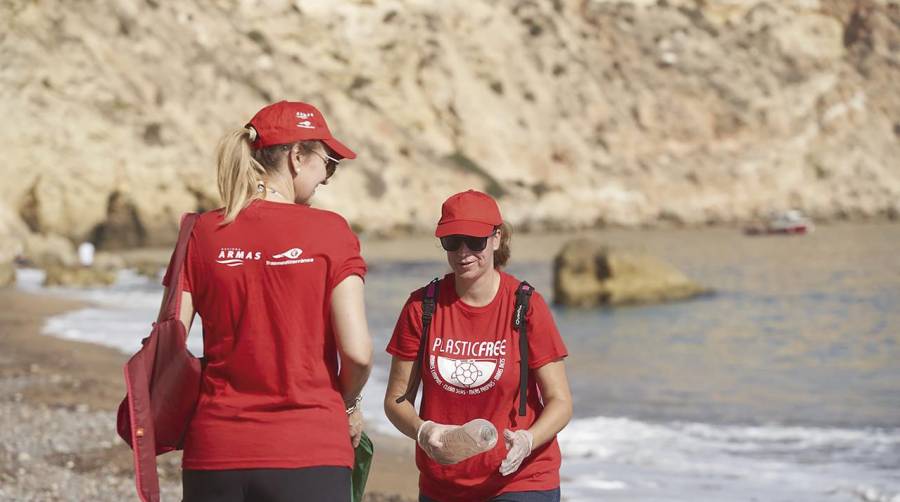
[183,466,351,502]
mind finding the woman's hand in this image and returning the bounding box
[348,408,364,448]
[499,429,533,475]
[332,275,373,450]
[416,420,454,462]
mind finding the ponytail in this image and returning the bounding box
[494,222,512,268]
[216,128,267,224]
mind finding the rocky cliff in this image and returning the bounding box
[2,0,898,256]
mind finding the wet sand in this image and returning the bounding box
[0,287,417,501]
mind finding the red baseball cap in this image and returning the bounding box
[435,190,503,237]
[246,101,356,159]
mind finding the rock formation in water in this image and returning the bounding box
[553,238,708,306]
[1,0,898,267]
[42,265,118,288]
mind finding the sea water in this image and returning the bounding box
[16,223,900,501]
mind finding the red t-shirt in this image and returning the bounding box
[163,200,366,470]
[386,271,568,501]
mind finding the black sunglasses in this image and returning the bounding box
[440,234,493,252]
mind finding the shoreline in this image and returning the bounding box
[103,220,900,268]
[0,287,417,501]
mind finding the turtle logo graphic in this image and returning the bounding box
[451,360,484,388]
[432,344,503,394]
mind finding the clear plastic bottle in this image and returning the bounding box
[433,418,498,465]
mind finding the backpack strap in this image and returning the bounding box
[513,281,534,416]
[395,277,440,407]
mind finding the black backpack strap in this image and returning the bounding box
[513,281,534,416]
[395,277,440,407]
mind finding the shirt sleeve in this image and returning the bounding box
[526,291,568,369]
[328,217,367,289]
[161,230,197,293]
[386,291,425,360]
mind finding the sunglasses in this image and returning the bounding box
[311,149,341,179]
[440,233,494,252]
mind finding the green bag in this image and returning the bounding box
[351,431,374,502]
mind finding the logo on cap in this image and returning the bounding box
[296,112,315,129]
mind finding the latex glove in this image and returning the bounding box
[348,408,364,448]
[499,429,533,476]
[418,419,499,465]
[417,420,455,462]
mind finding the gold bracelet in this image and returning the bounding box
[345,395,362,415]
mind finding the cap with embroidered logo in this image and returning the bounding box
[246,101,356,159]
[435,190,503,238]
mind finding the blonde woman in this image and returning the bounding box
[162,101,372,502]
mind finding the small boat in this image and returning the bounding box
[744,210,814,235]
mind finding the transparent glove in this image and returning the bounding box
[417,420,454,462]
[499,429,533,476]
[417,419,498,465]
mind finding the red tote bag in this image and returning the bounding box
[116,213,203,502]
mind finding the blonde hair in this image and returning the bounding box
[215,128,268,224]
[215,127,321,224]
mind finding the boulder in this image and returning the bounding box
[132,260,164,279]
[0,262,14,287]
[43,265,118,288]
[93,251,127,271]
[0,206,28,287]
[22,233,78,268]
[553,238,709,307]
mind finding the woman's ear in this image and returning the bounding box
[287,144,301,178]
[492,229,502,251]
[290,143,303,162]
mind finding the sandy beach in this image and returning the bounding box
[0,287,417,501]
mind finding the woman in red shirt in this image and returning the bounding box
[384,190,573,502]
[162,101,372,502]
